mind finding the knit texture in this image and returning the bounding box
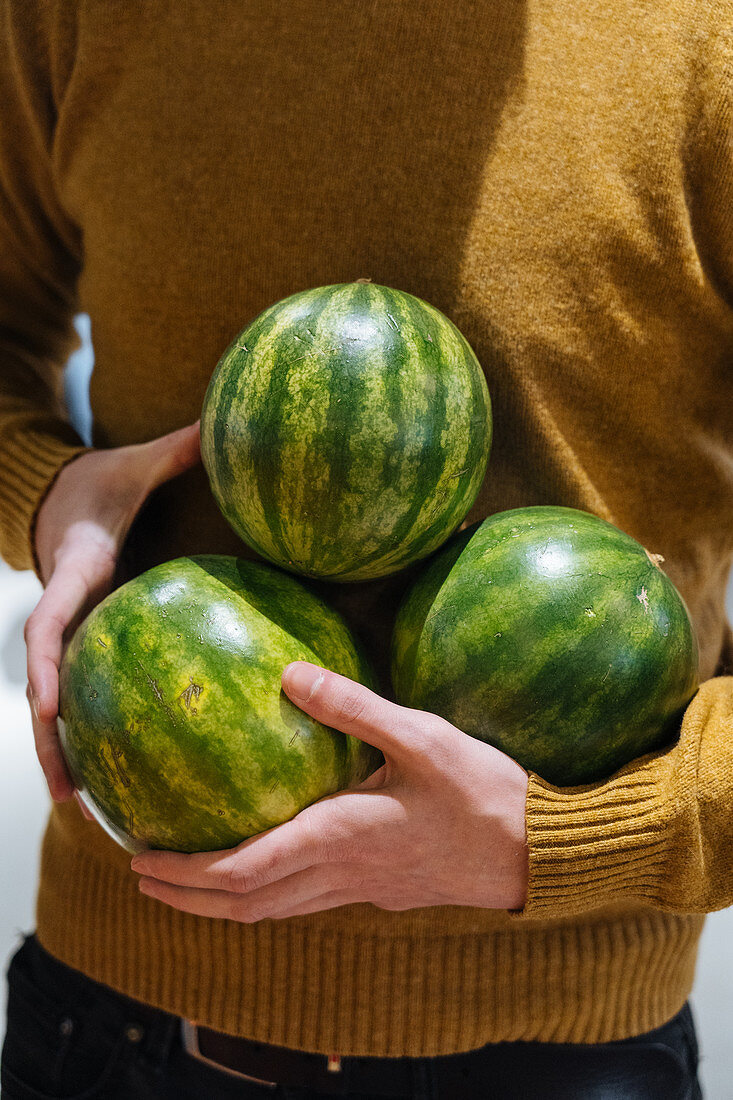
[1,0,732,1056]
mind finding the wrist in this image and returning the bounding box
[30,446,92,583]
[502,759,530,909]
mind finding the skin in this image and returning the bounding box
[26,422,202,805]
[133,661,530,915]
[26,427,529,915]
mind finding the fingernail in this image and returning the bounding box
[284,663,323,702]
[130,856,147,873]
[29,691,40,722]
[138,879,155,896]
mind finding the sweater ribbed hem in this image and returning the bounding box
[0,426,88,572]
[34,803,703,1058]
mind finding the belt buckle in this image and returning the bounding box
[181,1019,278,1088]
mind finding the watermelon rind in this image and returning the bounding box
[392,506,700,786]
[59,556,381,853]
[200,281,492,581]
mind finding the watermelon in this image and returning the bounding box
[58,556,381,853]
[200,281,492,582]
[392,506,699,786]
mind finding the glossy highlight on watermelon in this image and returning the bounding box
[200,281,492,582]
[58,556,381,853]
[392,507,699,786]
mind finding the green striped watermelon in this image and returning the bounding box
[200,281,492,582]
[392,507,699,786]
[58,556,381,853]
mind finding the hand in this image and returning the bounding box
[130,662,530,918]
[25,422,202,803]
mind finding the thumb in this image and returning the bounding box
[135,421,201,490]
[281,662,437,766]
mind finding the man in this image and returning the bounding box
[1,1,731,1095]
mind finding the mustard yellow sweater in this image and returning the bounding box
[1,0,732,1057]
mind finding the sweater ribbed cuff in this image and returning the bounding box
[519,761,680,921]
[513,677,733,922]
[0,426,89,574]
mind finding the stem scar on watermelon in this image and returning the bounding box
[391,506,699,787]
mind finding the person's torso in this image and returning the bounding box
[55,0,733,678]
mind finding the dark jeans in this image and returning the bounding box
[1,933,702,1099]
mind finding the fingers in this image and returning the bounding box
[136,421,201,489]
[25,546,116,801]
[26,681,73,801]
[26,568,91,800]
[74,790,96,821]
[137,863,364,922]
[25,421,199,804]
[353,763,390,791]
[281,662,444,762]
[131,811,330,894]
[26,547,114,704]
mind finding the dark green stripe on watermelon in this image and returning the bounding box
[200,282,492,581]
[392,507,699,786]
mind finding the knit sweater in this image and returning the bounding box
[1,0,732,1057]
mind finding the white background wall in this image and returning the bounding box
[1,320,731,1097]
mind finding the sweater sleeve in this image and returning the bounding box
[516,20,733,924]
[518,675,733,919]
[0,0,89,573]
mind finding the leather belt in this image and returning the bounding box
[181,1021,414,1096]
[179,1015,696,1098]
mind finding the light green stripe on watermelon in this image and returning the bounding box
[358,288,491,572]
[249,287,337,566]
[392,506,699,786]
[348,285,451,574]
[293,282,382,565]
[201,282,492,581]
[59,556,380,853]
